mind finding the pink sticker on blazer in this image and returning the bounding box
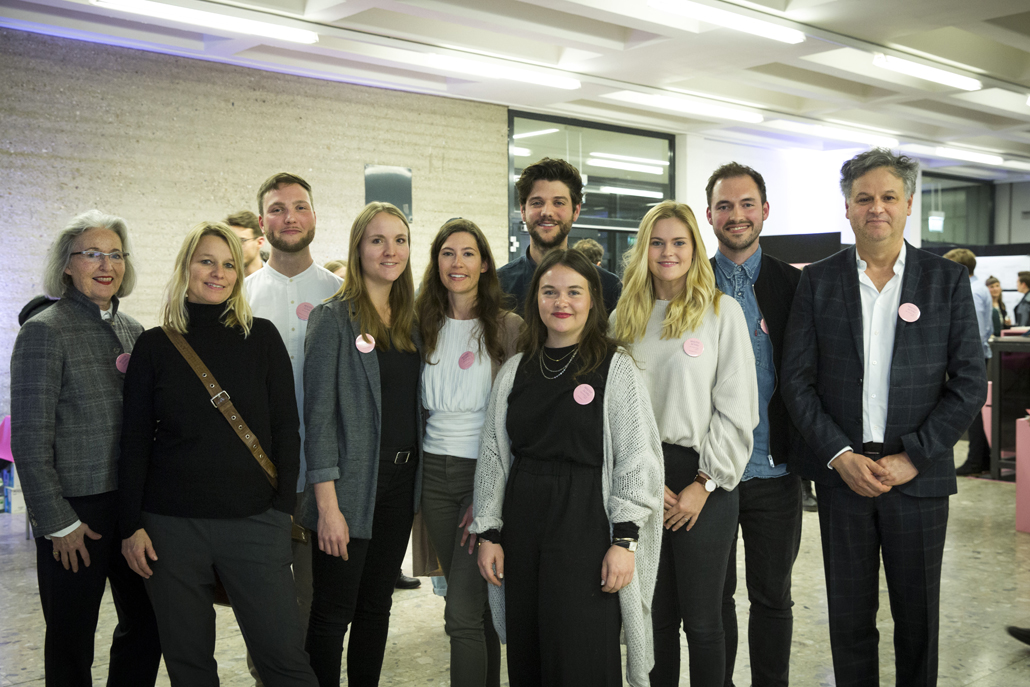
[115,353,131,373]
[899,303,921,323]
[356,335,375,353]
[458,351,475,370]
[573,384,595,405]
[683,338,704,357]
[296,302,315,320]
[760,318,769,335]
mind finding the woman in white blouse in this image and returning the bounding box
[414,218,521,687]
[611,201,758,686]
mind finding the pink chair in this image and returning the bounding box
[0,415,11,463]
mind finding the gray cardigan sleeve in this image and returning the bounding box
[303,303,344,485]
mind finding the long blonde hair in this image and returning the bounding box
[331,202,416,352]
[615,201,719,342]
[162,221,253,336]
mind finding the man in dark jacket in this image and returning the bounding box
[707,162,803,687]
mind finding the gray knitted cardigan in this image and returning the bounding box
[471,349,664,687]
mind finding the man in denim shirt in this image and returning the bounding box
[707,163,803,687]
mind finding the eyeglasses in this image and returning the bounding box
[69,250,129,262]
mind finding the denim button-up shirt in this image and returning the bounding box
[714,247,785,480]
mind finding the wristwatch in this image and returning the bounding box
[694,472,717,493]
[612,538,637,552]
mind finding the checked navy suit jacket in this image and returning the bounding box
[781,241,987,498]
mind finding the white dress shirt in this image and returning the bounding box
[830,243,906,466]
[246,262,343,492]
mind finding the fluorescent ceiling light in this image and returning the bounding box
[766,120,898,148]
[513,128,559,140]
[599,186,664,199]
[424,54,580,90]
[603,91,763,124]
[587,158,664,175]
[509,146,532,157]
[935,147,1003,165]
[591,152,669,166]
[1026,95,1030,107]
[872,54,981,91]
[1002,160,1030,172]
[89,0,318,43]
[648,0,805,44]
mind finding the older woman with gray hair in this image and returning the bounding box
[10,210,162,686]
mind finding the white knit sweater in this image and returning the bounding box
[471,349,664,687]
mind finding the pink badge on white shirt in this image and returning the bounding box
[683,338,704,357]
[356,335,375,353]
[296,302,314,320]
[458,351,475,370]
[115,353,131,373]
[573,384,595,405]
[899,303,921,323]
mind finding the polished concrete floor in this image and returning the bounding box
[2,441,1030,686]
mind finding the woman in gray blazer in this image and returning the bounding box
[10,210,161,686]
[301,202,424,687]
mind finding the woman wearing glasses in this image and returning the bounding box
[119,221,316,686]
[10,210,162,686]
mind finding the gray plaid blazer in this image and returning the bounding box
[10,288,143,535]
[781,243,987,498]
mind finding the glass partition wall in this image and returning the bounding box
[509,112,675,277]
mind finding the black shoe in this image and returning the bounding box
[956,462,985,476]
[801,480,817,513]
[1007,626,1030,646]
[395,572,421,590]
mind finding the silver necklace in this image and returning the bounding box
[539,347,578,380]
[544,346,578,363]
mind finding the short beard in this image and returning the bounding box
[267,229,315,254]
[715,224,759,253]
[529,220,571,252]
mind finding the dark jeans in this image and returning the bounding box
[650,444,739,687]
[421,452,501,687]
[35,491,161,687]
[142,509,316,687]
[722,473,803,687]
[502,457,622,687]
[306,454,418,687]
[816,483,948,687]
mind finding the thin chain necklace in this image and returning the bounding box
[539,346,578,380]
[544,346,578,363]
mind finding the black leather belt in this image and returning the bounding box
[862,442,884,455]
[380,449,414,464]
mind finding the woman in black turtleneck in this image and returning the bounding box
[118,221,317,687]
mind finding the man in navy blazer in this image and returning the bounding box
[781,148,986,687]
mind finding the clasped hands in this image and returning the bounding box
[834,450,919,498]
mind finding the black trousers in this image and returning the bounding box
[306,455,418,687]
[722,473,803,687]
[502,457,622,687]
[816,483,949,687]
[650,444,739,687]
[35,491,161,687]
[142,509,317,687]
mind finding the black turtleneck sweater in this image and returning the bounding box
[118,302,300,538]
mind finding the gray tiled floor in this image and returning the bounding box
[2,441,1030,685]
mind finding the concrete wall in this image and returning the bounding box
[0,28,509,415]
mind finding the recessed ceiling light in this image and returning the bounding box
[424,54,580,90]
[1002,160,1030,172]
[513,128,559,140]
[89,0,319,43]
[590,152,669,166]
[872,54,981,91]
[766,120,899,148]
[587,159,664,175]
[648,0,805,44]
[599,186,665,199]
[603,91,763,124]
[935,147,1003,165]
[509,146,532,157]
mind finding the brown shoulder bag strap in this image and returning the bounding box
[161,326,279,489]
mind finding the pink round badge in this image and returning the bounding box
[683,338,704,357]
[115,353,131,374]
[355,335,375,353]
[899,303,921,323]
[296,302,314,321]
[573,384,595,405]
[760,318,769,335]
[458,351,475,370]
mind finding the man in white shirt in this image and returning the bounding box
[782,149,986,687]
[245,173,342,685]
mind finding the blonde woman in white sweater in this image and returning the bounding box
[611,201,758,687]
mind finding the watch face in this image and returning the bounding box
[706,480,717,492]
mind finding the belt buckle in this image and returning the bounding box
[210,390,231,408]
[394,451,411,464]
